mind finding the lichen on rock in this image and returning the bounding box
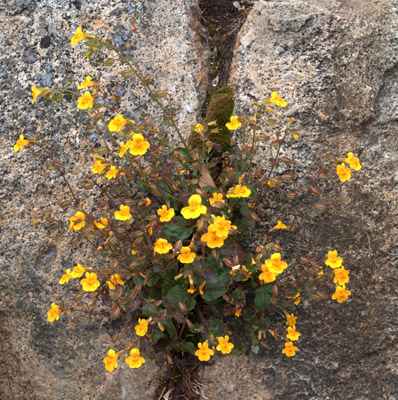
[188,85,234,152]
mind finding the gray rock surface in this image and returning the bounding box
[198,1,398,399]
[1,0,398,399]
[0,0,207,399]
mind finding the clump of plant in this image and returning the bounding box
[16,26,361,379]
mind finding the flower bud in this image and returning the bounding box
[286,192,299,200]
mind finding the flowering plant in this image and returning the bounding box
[16,26,361,390]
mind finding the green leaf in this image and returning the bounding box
[162,318,177,337]
[156,181,173,202]
[179,341,197,355]
[207,317,222,335]
[238,200,250,216]
[152,329,165,344]
[175,147,192,162]
[254,286,271,311]
[142,303,158,317]
[133,275,145,285]
[147,275,159,287]
[201,272,230,302]
[163,223,193,240]
[166,284,190,309]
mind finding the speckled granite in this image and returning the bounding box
[0,1,207,399]
[199,1,398,399]
[1,0,398,399]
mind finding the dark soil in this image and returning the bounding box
[198,0,254,117]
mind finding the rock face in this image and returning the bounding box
[0,1,207,399]
[198,1,398,399]
[1,0,398,399]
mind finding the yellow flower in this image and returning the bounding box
[59,269,73,285]
[154,238,173,254]
[80,272,100,292]
[69,211,86,231]
[241,265,252,282]
[194,123,204,135]
[271,220,287,230]
[325,250,343,269]
[92,157,107,174]
[198,281,205,295]
[216,336,234,354]
[128,133,150,156]
[264,253,288,275]
[103,349,118,372]
[187,274,195,294]
[71,26,89,45]
[47,302,61,322]
[177,246,196,263]
[235,309,242,317]
[333,266,350,285]
[345,152,361,171]
[259,265,276,283]
[285,292,301,305]
[131,249,137,255]
[267,180,276,188]
[14,134,29,152]
[78,76,97,89]
[268,91,287,107]
[282,341,298,357]
[94,217,109,229]
[201,225,227,248]
[286,326,301,341]
[157,205,175,222]
[181,194,207,219]
[212,215,233,238]
[108,113,128,132]
[145,198,151,207]
[226,184,251,198]
[106,273,124,290]
[114,205,132,221]
[195,342,214,362]
[31,85,45,104]
[106,165,119,180]
[77,91,94,110]
[71,263,87,278]
[209,192,225,206]
[286,313,297,327]
[226,115,241,130]
[336,163,351,182]
[125,348,145,369]
[119,141,129,158]
[134,318,148,337]
[332,285,351,303]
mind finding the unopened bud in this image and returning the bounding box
[282,173,296,182]
[314,203,330,211]
[280,156,293,165]
[249,212,261,222]
[269,176,283,186]
[178,302,188,313]
[300,256,312,264]
[286,192,299,200]
[311,291,329,301]
[309,185,321,195]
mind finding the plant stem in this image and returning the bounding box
[109,44,192,158]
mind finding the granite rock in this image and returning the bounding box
[0,0,207,399]
[197,1,398,399]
